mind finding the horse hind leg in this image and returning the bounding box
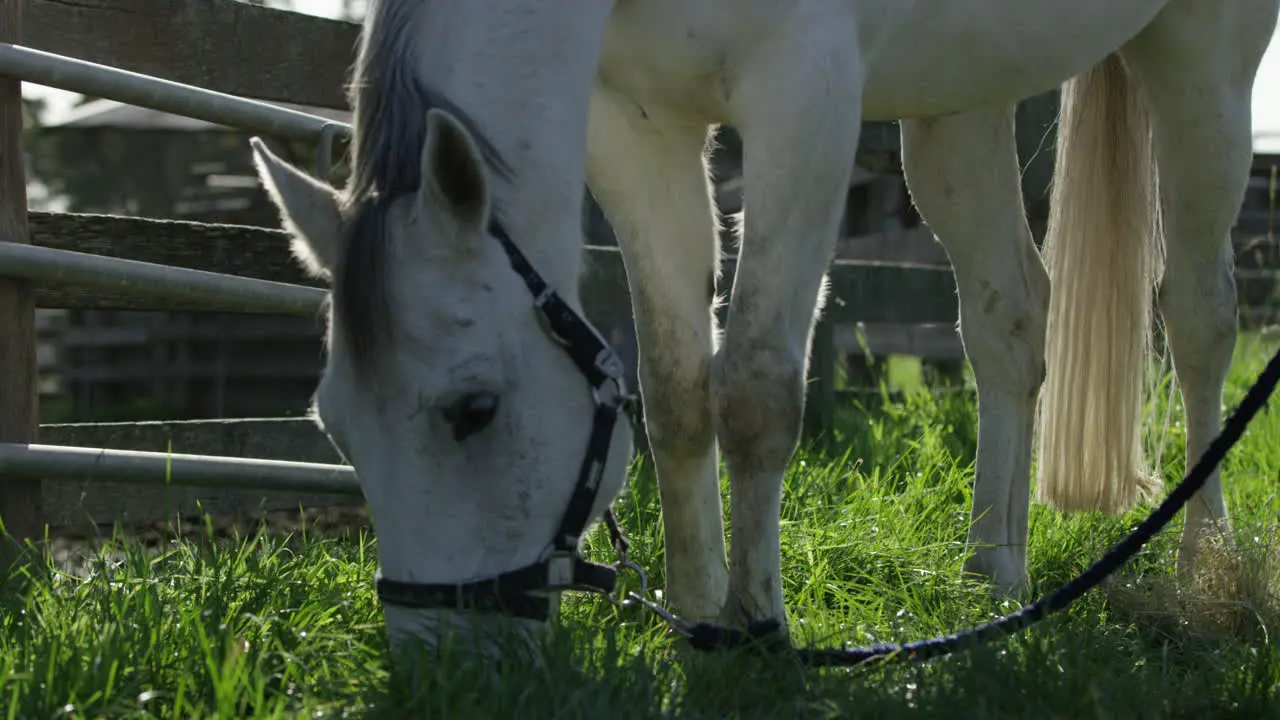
[1121,0,1280,577]
[585,89,729,622]
[901,105,1050,595]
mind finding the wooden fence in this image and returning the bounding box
[1,0,1274,547]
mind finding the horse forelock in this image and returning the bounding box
[335,0,513,373]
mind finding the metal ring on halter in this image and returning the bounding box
[313,121,346,179]
[592,376,632,413]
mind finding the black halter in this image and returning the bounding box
[375,219,638,621]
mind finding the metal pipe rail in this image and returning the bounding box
[0,443,359,496]
[0,43,350,143]
[0,242,326,317]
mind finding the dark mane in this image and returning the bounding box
[336,0,512,371]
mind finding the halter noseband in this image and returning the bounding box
[374,219,638,621]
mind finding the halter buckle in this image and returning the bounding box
[594,347,627,382]
[545,552,577,589]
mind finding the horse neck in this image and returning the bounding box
[415,1,613,298]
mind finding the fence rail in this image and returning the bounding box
[38,418,348,530]
[0,43,350,142]
[0,442,357,495]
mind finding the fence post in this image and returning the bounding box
[0,0,45,567]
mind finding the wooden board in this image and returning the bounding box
[28,212,321,287]
[26,0,360,110]
[28,212,321,313]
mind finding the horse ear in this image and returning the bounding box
[420,108,490,233]
[250,137,343,279]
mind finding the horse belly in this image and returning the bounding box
[598,0,770,122]
[859,0,1171,119]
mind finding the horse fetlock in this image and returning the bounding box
[963,544,1028,598]
[721,458,788,630]
[1176,514,1235,584]
[721,570,788,632]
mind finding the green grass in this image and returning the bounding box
[3,334,1279,718]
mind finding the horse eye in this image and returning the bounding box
[442,392,500,442]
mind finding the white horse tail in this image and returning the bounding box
[1035,52,1165,514]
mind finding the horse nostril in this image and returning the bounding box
[443,392,500,442]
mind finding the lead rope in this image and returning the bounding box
[603,343,1280,668]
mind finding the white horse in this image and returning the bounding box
[250,0,1280,651]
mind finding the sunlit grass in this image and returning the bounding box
[1,334,1277,718]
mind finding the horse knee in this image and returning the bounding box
[711,339,806,472]
[640,350,715,460]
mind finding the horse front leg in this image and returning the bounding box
[587,89,729,622]
[712,34,864,631]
